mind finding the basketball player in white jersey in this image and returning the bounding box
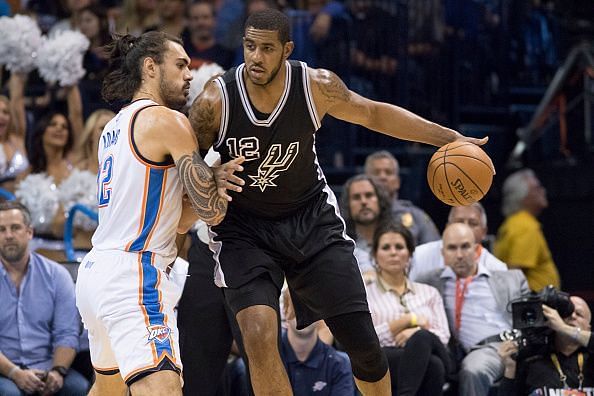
[75,31,244,395]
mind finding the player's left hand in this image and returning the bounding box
[41,370,63,395]
[214,156,245,201]
[454,135,489,146]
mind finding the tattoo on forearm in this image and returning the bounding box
[189,96,217,149]
[317,71,350,103]
[176,152,226,224]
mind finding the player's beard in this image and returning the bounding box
[252,57,283,86]
[159,69,187,111]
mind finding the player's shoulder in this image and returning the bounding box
[139,106,191,130]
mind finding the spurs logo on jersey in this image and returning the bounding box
[247,142,299,192]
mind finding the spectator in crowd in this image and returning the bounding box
[157,0,187,38]
[116,0,159,36]
[365,150,440,245]
[498,295,594,395]
[0,95,28,193]
[10,73,95,260]
[0,201,89,395]
[48,0,94,36]
[77,4,113,117]
[339,174,393,280]
[494,169,561,291]
[182,0,235,70]
[416,222,529,396]
[282,289,354,396]
[348,0,398,101]
[366,222,451,395]
[72,109,115,175]
[409,203,507,281]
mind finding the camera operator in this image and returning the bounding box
[498,296,594,395]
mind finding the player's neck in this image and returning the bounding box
[133,88,163,106]
[243,63,287,98]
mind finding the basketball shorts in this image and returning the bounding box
[209,186,369,329]
[75,248,183,384]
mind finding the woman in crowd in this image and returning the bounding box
[78,4,113,117]
[0,95,28,193]
[72,108,114,174]
[11,72,95,259]
[366,222,452,395]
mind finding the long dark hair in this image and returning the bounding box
[339,174,393,240]
[101,31,183,103]
[80,4,112,47]
[28,112,74,174]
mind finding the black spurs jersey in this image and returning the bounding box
[212,60,327,218]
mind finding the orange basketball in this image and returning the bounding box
[427,142,495,206]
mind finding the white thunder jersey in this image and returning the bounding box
[92,99,183,265]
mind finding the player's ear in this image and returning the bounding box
[283,41,294,60]
[142,56,158,79]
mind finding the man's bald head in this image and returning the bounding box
[442,223,479,278]
[567,296,592,331]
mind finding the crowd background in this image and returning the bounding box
[0,0,593,394]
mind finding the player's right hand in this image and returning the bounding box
[13,368,46,394]
[214,156,245,201]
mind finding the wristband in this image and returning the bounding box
[7,366,19,379]
[410,313,418,327]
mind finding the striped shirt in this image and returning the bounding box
[366,276,450,347]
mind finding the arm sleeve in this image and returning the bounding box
[51,266,80,351]
[499,227,544,269]
[416,209,440,245]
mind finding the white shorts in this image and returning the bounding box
[75,248,183,383]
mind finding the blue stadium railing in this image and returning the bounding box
[64,204,98,262]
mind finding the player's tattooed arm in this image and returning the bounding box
[189,81,222,151]
[175,151,227,225]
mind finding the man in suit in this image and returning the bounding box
[409,203,507,281]
[416,223,529,396]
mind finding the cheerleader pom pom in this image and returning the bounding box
[36,30,90,87]
[15,173,60,234]
[0,14,43,73]
[58,169,98,231]
[187,63,225,106]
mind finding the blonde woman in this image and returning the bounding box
[72,109,116,174]
[116,0,160,36]
[0,95,28,192]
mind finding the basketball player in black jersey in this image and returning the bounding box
[189,9,487,395]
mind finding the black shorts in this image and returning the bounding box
[210,189,369,329]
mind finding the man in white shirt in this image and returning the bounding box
[409,202,507,281]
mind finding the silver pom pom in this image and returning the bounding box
[0,15,43,73]
[36,30,90,87]
[187,63,225,106]
[58,169,98,231]
[15,173,60,234]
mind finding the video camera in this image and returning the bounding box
[510,285,574,359]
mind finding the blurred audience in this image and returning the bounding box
[0,95,28,193]
[0,201,89,395]
[48,0,94,36]
[116,0,159,36]
[282,289,354,395]
[365,150,440,245]
[72,109,114,175]
[366,222,451,395]
[157,0,187,38]
[416,223,529,396]
[494,169,561,291]
[182,0,235,70]
[409,203,507,281]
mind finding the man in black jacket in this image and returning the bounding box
[498,296,594,395]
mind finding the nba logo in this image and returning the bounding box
[147,325,171,344]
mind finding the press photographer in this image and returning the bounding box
[498,295,594,395]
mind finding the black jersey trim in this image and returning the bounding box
[129,105,176,168]
[236,62,291,127]
[299,61,321,130]
[213,76,229,149]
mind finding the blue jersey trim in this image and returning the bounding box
[129,168,165,251]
